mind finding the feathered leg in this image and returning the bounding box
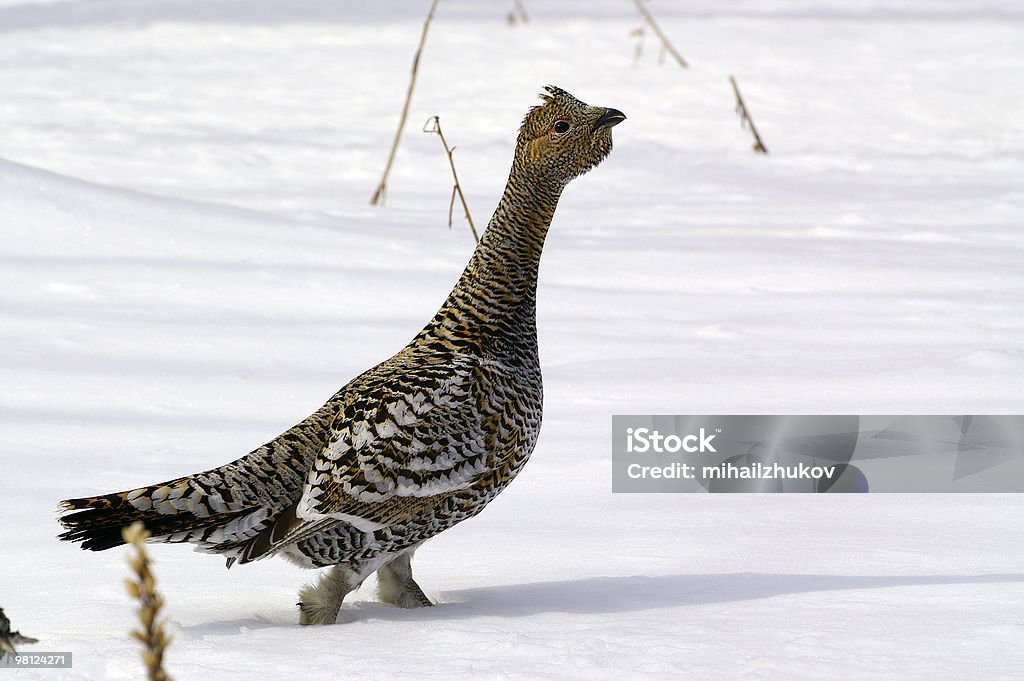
[376,549,432,608]
[298,564,364,625]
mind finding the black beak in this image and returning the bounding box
[593,108,626,131]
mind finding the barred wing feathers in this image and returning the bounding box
[236,352,530,563]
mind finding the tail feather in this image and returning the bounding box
[58,478,258,554]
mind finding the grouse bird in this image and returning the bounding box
[58,86,625,625]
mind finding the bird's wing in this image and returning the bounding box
[227,352,533,564]
[296,354,513,529]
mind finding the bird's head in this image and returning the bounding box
[516,86,625,186]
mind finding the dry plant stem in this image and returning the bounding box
[630,27,645,67]
[513,0,529,22]
[632,0,688,68]
[370,0,441,206]
[123,522,172,681]
[423,116,479,242]
[729,75,768,154]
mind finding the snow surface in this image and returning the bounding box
[1,1,1022,679]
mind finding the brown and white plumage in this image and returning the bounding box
[58,86,624,624]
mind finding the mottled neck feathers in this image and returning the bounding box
[418,165,563,357]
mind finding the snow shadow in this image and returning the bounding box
[377,572,1024,620]
[0,0,1019,34]
[0,1,467,33]
[175,572,1024,632]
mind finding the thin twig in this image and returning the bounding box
[370,0,441,206]
[512,0,529,22]
[729,75,768,154]
[423,116,479,242]
[632,0,688,68]
[123,522,172,681]
[630,27,644,67]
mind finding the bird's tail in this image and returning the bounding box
[58,475,260,554]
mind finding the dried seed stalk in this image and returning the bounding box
[370,0,441,206]
[632,0,688,68]
[123,522,172,681]
[423,116,479,243]
[730,75,768,154]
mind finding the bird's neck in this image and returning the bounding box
[474,169,563,297]
[421,167,564,352]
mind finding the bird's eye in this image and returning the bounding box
[551,120,571,135]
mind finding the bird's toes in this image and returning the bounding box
[297,600,342,625]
